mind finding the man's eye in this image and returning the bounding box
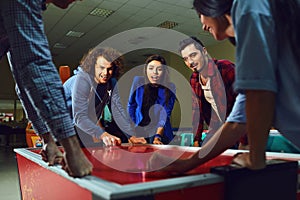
[191,53,197,58]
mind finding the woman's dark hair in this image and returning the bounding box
[142,54,172,111]
[81,47,124,79]
[143,54,170,85]
[193,0,233,18]
[193,0,234,45]
[193,0,300,64]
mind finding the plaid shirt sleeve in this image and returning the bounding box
[1,0,75,140]
[216,60,237,117]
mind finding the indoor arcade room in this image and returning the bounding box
[1,0,300,200]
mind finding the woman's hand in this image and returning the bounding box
[153,137,163,145]
[146,150,200,178]
[128,136,147,144]
[232,152,266,170]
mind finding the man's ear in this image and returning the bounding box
[224,14,233,26]
[224,14,235,37]
[202,47,208,55]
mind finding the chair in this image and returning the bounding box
[180,133,194,146]
[59,65,71,84]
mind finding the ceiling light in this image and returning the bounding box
[128,36,148,45]
[89,8,114,18]
[53,43,67,49]
[157,21,179,29]
[66,31,85,38]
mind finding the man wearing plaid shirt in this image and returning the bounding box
[179,37,247,147]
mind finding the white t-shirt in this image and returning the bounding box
[200,77,222,122]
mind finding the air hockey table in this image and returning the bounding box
[14,144,300,200]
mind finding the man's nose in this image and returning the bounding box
[103,68,108,74]
[187,56,193,64]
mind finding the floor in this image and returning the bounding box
[0,143,24,199]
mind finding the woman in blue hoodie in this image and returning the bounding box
[128,54,176,144]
